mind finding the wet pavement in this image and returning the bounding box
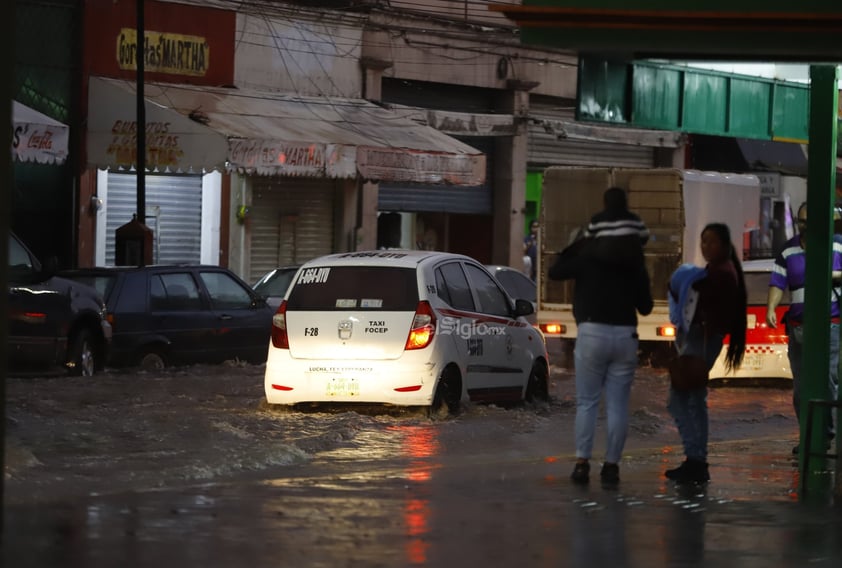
[3,363,841,567]
[4,433,841,567]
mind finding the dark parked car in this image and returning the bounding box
[7,232,111,376]
[59,265,274,369]
[252,265,301,309]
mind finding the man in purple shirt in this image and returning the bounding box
[766,202,841,454]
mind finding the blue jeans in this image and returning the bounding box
[667,324,724,462]
[788,323,839,439]
[573,322,639,464]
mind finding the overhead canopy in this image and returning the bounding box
[13,101,69,165]
[536,118,684,148]
[87,76,485,185]
[490,1,842,61]
[691,135,809,176]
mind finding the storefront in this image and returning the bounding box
[86,76,486,274]
[377,137,496,263]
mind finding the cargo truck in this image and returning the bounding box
[536,167,761,363]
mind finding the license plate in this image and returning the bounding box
[743,354,762,370]
[326,377,360,397]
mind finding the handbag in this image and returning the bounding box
[668,354,709,391]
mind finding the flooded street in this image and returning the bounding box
[4,360,841,567]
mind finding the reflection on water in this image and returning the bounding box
[257,419,443,566]
[390,424,441,565]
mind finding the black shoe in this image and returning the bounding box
[600,463,620,485]
[665,459,710,483]
[571,461,590,484]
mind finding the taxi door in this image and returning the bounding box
[462,263,531,403]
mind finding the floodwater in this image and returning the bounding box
[3,361,841,567]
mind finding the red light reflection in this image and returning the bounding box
[388,424,440,565]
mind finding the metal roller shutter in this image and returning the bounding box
[378,137,494,215]
[105,173,203,265]
[528,104,655,169]
[249,178,335,283]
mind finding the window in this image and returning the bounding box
[286,266,418,311]
[8,235,35,283]
[436,262,475,311]
[465,264,511,317]
[151,273,202,311]
[494,269,537,302]
[254,268,299,298]
[200,271,254,310]
[435,267,453,306]
[745,271,789,306]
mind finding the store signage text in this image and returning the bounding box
[117,29,209,77]
[357,147,485,185]
[229,140,325,174]
[13,125,57,152]
[105,120,185,168]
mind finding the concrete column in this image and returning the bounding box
[357,181,379,251]
[356,58,393,251]
[360,57,392,102]
[227,172,251,279]
[76,168,98,267]
[654,143,688,168]
[492,86,532,267]
[337,179,358,252]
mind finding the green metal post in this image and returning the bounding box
[800,65,839,501]
[0,0,14,539]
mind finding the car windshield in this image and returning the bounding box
[254,268,298,298]
[744,271,789,306]
[286,266,418,310]
[493,269,536,302]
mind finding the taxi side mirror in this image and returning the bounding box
[514,298,534,317]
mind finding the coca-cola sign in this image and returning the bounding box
[12,101,69,165]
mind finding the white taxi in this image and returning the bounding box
[263,250,549,413]
[709,259,792,381]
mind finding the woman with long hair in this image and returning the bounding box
[665,222,747,483]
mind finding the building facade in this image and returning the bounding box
[18,0,690,275]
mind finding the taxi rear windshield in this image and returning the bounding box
[286,266,419,311]
[745,272,789,306]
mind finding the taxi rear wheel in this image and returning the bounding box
[525,360,549,402]
[429,365,461,418]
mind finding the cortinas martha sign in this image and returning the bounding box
[117,28,209,77]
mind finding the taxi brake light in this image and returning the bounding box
[405,301,436,350]
[271,300,289,349]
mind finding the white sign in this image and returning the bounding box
[12,101,69,165]
[753,172,781,198]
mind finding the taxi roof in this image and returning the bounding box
[300,250,475,269]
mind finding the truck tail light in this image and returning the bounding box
[271,300,289,349]
[405,301,436,350]
[540,323,565,335]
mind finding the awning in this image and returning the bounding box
[737,138,808,176]
[691,134,808,176]
[87,76,485,185]
[13,101,69,165]
[535,118,685,148]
